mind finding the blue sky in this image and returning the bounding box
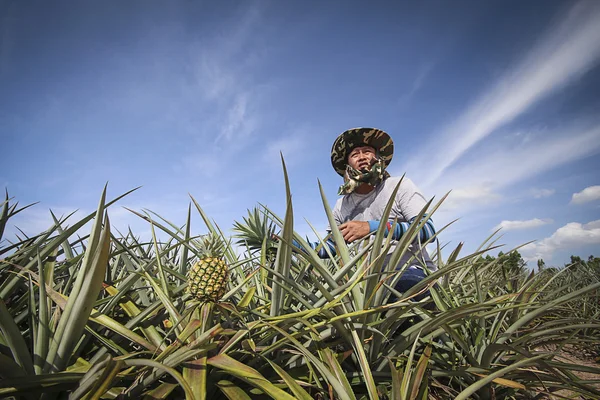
[1,0,599,267]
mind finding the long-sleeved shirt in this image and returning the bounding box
[310,176,436,270]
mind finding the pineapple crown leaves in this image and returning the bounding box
[232,206,279,252]
[194,232,229,259]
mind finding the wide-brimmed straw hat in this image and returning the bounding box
[330,127,394,176]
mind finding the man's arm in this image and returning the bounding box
[292,237,337,258]
[292,216,435,257]
[330,216,435,244]
[366,217,436,242]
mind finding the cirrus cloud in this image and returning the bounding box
[405,1,600,187]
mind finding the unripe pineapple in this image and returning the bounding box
[187,234,229,302]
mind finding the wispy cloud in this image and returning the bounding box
[570,185,600,205]
[440,184,501,211]
[407,1,600,187]
[493,218,552,232]
[430,124,600,210]
[215,92,258,144]
[397,62,435,108]
[164,4,269,188]
[530,188,555,199]
[190,5,264,147]
[522,219,600,261]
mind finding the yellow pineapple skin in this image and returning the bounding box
[187,256,228,302]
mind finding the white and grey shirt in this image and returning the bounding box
[331,176,436,271]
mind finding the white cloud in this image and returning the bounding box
[427,124,599,214]
[530,188,555,199]
[406,1,600,187]
[521,219,600,261]
[493,218,553,232]
[570,185,600,205]
[427,124,600,200]
[440,184,501,211]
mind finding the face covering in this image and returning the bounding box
[338,157,390,195]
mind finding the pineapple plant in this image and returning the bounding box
[186,233,229,302]
[0,165,599,399]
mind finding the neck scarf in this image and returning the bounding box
[338,157,390,195]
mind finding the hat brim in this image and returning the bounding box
[331,127,394,176]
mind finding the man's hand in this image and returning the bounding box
[339,221,370,243]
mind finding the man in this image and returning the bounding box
[312,127,436,299]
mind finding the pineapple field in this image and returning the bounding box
[1,163,599,400]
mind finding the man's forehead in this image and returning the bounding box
[349,145,376,154]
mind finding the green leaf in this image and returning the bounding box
[401,331,421,399]
[143,271,182,333]
[216,380,252,400]
[1,186,139,298]
[0,351,27,378]
[143,383,178,399]
[34,250,52,374]
[103,284,165,350]
[44,202,111,373]
[149,218,170,298]
[208,354,296,400]
[183,357,207,400]
[179,203,192,275]
[123,358,195,400]
[85,357,124,400]
[389,359,403,400]
[238,287,256,308]
[318,179,349,265]
[0,372,83,395]
[270,154,294,317]
[266,359,313,400]
[410,344,431,400]
[501,282,600,343]
[265,322,355,400]
[455,355,547,400]
[320,348,357,400]
[0,300,35,375]
[350,328,378,400]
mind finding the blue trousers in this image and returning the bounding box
[389,267,429,303]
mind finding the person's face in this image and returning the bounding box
[347,146,376,172]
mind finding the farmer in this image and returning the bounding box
[311,127,437,299]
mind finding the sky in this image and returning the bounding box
[1,0,599,268]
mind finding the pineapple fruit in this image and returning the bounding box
[186,234,229,302]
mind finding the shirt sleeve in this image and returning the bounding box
[332,198,344,227]
[396,178,428,221]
